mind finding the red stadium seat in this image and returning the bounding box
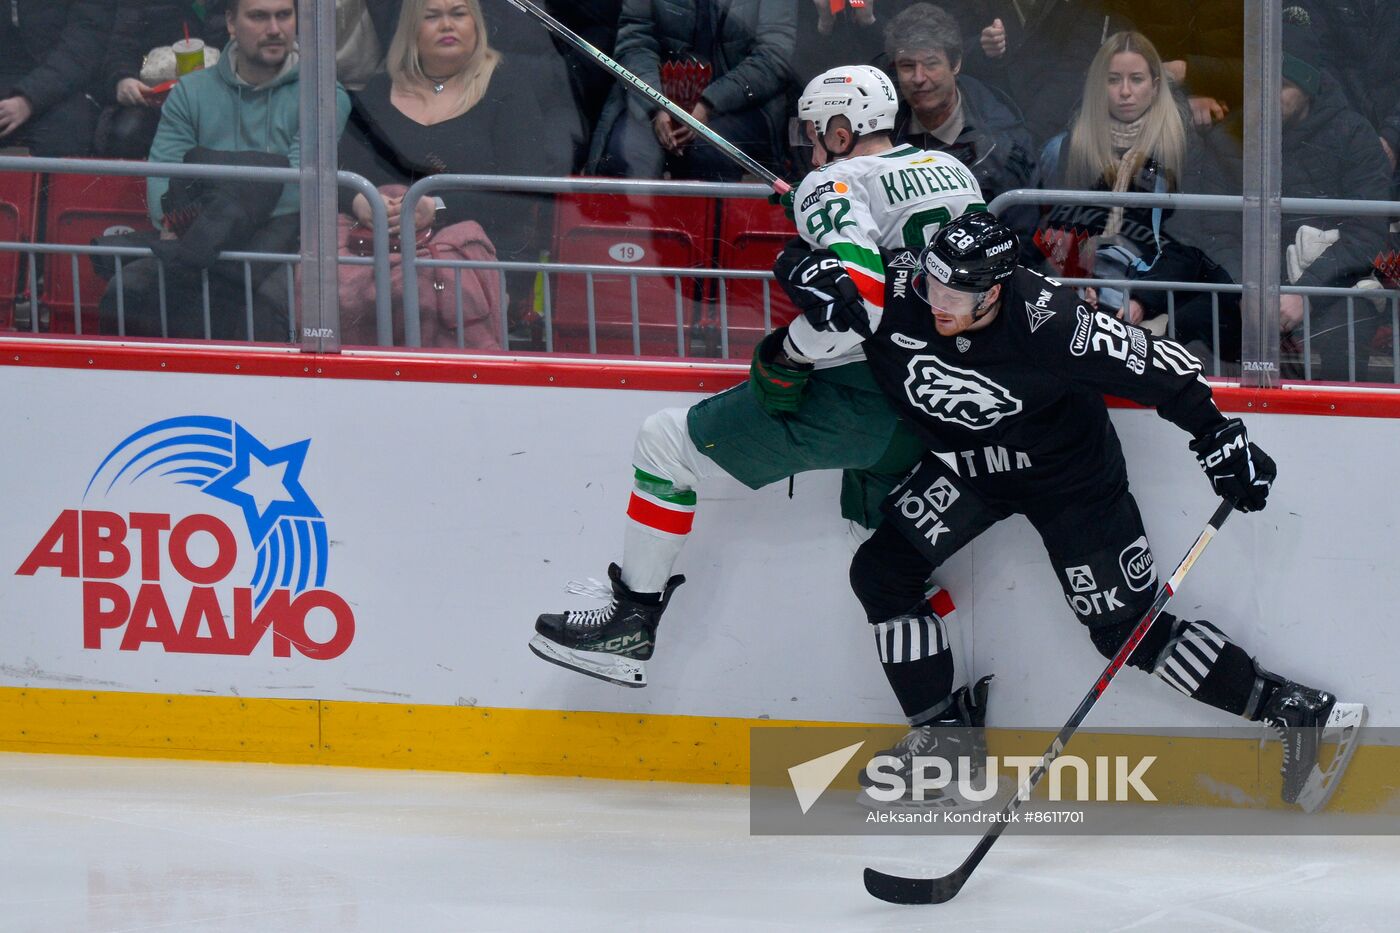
[714,197,799,360]
[549,192,715,357]
[0,170,40,331]
[41,173,156,335]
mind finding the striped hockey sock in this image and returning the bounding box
[1151,619,1258,716]
[874,610,956,725]
[621,467,696,594]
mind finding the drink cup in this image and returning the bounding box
[173,39,206,77]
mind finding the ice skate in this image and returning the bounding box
[1259,675,1366,813]
[530,563,683,688]
[857,676,992,813]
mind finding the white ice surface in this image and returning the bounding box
[1,753,1395,933]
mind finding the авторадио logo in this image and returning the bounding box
[15,416,354,659]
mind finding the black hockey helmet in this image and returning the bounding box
[919,212,1019,293]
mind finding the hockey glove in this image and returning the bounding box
[773,241,870,336]
[767,188,796,221]
[749,328,813,415]
[1189,418,1277,512]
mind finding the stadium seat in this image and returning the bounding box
[714,198,799,360]
[549,192,715,357]
[0,170,40,331]
[41,173,156,335]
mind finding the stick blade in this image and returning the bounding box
[863,867,966,905]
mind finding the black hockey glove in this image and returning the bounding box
[749,328,813,416]
[773,241,870,336]
[1189,418,1276,512]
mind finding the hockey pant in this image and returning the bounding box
[850,454,1269,723]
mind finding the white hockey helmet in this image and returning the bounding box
[795,65,900,140]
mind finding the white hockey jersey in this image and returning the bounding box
[787,143,987,366]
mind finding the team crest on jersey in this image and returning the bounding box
[903,355,1022,430]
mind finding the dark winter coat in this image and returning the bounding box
[1192,77,1391,290]
[100,0,229,103]
[1299,0,1400,155]
[967,0,1129,148]
[1,0,111,115]
[789,0,1003,86]
[891,74,1036,208]
[591,0,796,167]
[890,74,1038,245]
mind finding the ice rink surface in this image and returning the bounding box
[1,753,1396,933]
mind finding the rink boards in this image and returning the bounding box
[1,341,1398,808]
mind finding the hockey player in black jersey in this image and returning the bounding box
[773,211,1365,812]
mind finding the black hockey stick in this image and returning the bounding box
[502,0,791,193]
[864,497,1237,905]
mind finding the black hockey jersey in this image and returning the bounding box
[859,256,1229,492]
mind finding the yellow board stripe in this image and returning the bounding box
[2,687,1396,811]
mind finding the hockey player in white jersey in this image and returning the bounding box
[531,67,992,757]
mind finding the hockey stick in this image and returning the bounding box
[502,0,791,193]
[864,497,1237,905]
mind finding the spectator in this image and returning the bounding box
[1035,31,1224,340]
[1105,0,1243,130]
[589,0,796,182]
[94,1,229,159]
[0,1,110,157]
[967,0,1128,148]
[335,0,405,90]
[98,0,351,340]
[789,0,1002,86]
[339,0,570,333]
[1193,13,1392,382]
[882,3,1036,241]
[1295,1,1400,185]
[545,0,623,167]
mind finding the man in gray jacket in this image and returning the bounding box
[590,0,796,181]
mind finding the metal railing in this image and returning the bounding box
[0,156,391,342]
[988,189,1400,382]
[4,161,1397,382]
[398,174,770,350]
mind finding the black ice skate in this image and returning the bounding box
[858,676,992,813]
[1258,673,1366,813]
[529,563,684,688]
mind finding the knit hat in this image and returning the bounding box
[1282,7,1322,98]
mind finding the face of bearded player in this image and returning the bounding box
[227,0,296,81]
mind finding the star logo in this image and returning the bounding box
[84,416,331,609]
[203,424,321,548]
